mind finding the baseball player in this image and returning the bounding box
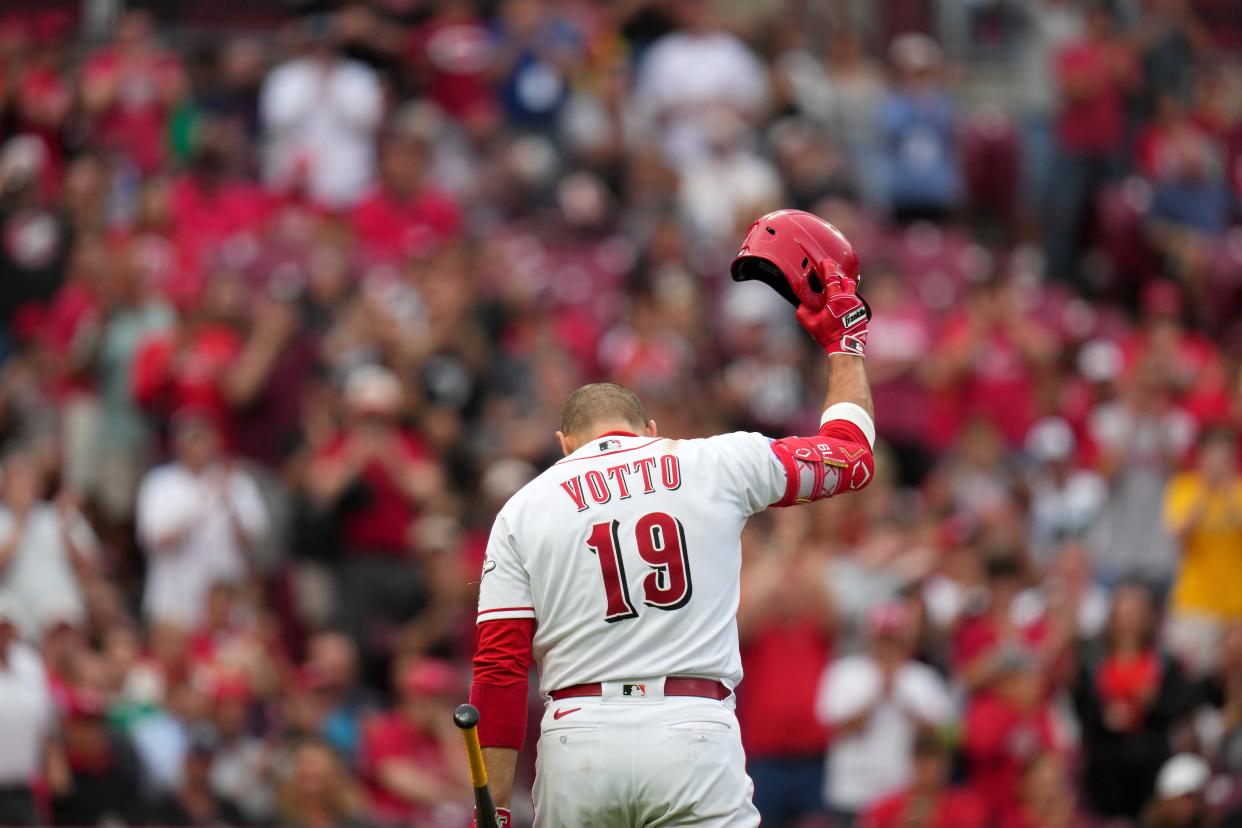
[469,210,876,827]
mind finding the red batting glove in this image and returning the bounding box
[794,274,869,357]
[475,807,511,827]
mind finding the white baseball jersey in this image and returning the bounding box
[477,431,788,695]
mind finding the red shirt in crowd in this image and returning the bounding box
[738,617,831,759]
[350,186,462,263]
[83,46,184,173]
[14,65,72,197]
[315,430,432,556]
[407,17,495,120]
[42,279,99,398]
[963,694,1059,820]
[1095,649,1162,732]
[929,317,1049,450]
[359,711,456,822]
[170,174,271,282]
[1055,39,1134,154]
[952,611,1049,674]
[130,323,242,434]
[861,788,988,828]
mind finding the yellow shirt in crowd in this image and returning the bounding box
[1165,473,1242,618]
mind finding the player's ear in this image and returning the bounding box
[555,430,575,457]
[644,419,658,437]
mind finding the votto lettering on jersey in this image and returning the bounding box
[559,454,682,512]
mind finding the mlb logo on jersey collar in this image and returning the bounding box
[598,438,622,451]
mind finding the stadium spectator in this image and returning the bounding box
[207,674,275,824]
[1002,753,1091,828]
[0,449,99,640]
[358,658,470,825]
[305,365,439,674]
[1164,428,1242,675]
[816,601,955,823]
[1045,3,1137,286]
[128,665,208,795]
[404,0,496,125]
[1073,581,1195,819]
[80,238,175,519]
[81,10,186,174]
[862,262,934,483]
[228,286,321,467]
[925,278,1057,451]
[952,554,1056,693]
[879,34,961,222]
[859,731,987,828]
[129,276,246,436]
[276,737,371,828]
[782,30,886,205]
[1140,753,1214,828]
[1024,417,1108,562]
[0,598,55,825]
[962,650,1061,822]
[736,510,834,826]
[145,729,245,827]
[1011,0,1084,207]
[301,631,379,768]
[0,135,73,338]
[259,15,383,208]
[136,409,269,627]
[633,0,770,167]
[1088,360,1197,587]
[1040,541,1112,641]
[350,124,464,265]
[491,0,583,133]
[1194,622,1242,774]
[52,685,144,825]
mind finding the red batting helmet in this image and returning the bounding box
[730,209,860,312]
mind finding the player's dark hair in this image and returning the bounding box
[560,383,648,437]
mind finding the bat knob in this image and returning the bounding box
[454,703,481,730]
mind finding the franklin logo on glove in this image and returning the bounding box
[842,306,868,330]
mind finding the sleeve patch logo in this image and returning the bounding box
[482,558,497,576]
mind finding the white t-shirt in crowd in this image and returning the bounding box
[0,639,54,785]
[137,463,268,627]
[634,30,769,165]
[815,654,955,812]
[260,56,383,208]
[0,504,98,640]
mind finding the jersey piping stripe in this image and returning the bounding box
[477,606,536,616]
[553,438,664,466]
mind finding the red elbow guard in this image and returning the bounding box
[770,420,874,506]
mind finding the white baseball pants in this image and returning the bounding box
[532,679,760,827]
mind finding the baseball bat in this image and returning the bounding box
[453,703,500,828]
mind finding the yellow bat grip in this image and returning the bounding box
[462,724,489,789]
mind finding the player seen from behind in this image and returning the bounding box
[469,209,876,827]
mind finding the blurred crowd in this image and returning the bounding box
[0,0,1240,826]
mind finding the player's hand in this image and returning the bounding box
[475,807,511,827]
[794,272,868,358]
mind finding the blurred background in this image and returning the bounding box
[0,0,1240,826]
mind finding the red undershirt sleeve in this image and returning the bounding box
[469,617,536,750]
